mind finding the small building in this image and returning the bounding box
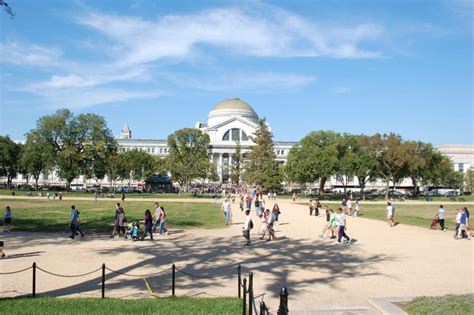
[145,174,173,193]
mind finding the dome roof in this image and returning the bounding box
[208,98,259,126]
[213,98,256,113]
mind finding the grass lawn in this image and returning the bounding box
[359,203,464,229]
[405,295,474,315]
[0,297,242,315]
[0,199,223,233]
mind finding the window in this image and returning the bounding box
[458,163,464,173]
[222,129,249,142]
[223,131,230,141]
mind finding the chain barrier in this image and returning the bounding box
[0,266,33,275]
[105,267,168,278]
[175,266,236,280]
[36,266,102,278]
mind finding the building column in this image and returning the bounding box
[219,153,223,182]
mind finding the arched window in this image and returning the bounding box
[222,129,249,142]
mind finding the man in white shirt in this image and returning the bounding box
[335,208,352,244]
[243,210,252,246]
[387,202,395,227]
[346,199,353,216]
[436,205,447,232]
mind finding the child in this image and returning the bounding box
[259,209,271,239]
[132,222,140,241]
[4,206,11,232]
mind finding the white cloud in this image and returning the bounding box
[0,41,63,67]
[36,88,163,110]
[331,86,352,95]
[162,71,316,92]
[76,6,383,67]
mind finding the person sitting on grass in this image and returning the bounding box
[141,210,153,241]
[4,206,11,232]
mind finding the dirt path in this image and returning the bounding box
[0,198,472,312]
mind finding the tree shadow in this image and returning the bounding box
[4,231,395,307]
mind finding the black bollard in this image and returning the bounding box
[32,262,36,298]
[242,278,247,315]
[248,272,254,315]
[260,301,268,315]
[172,264,176,297]
[101,263,106,299]
[277,286,289,315]
[238,264,242,299]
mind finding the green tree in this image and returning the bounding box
[20,132,54,189]
[106,153,127,193]
[0,136,22,189]
[230,141,243,185]
[349,135,378,198]
[464,169,474,193]
[373,133,409,200]
[285,131,340,195]
[166,128,213,191]
[122,149,156,187]
[402,141,435,196]
[243,120,282,190]
[28,109,116,191]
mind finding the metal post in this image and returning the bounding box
[277,286,289,315]
[242,278,247,315]
[260,301,267,315]
[32,262,36,298]
[248,272,254,315]
[238,264,242,299]
[101,263,106,299]
[172,264,176,297]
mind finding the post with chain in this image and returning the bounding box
[32,262,36,298]
[172,264,176,297]
[260,301,268,315]
[101,263,106,299]
[237,264,242,299]
[277,287,289,315]
[242,278,247,315]
[248,272,254,315]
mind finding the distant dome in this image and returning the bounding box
[208,98,259,126]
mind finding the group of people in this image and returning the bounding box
[109,202,168,241]
[241,203,281,246]
[319,207,352,244]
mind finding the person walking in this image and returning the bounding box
[266,209,277,241]
[152,202,161,233]
[68,205,80,239]
[141,209,154,241]
[159,206,168,235]
[353,200,360,218]
[75,209,85,238]
[315,200,321,217]
[454,208,462,238]
[4,206,11,232]
[346,198,353,217]
[436,205,447,232]
[335,208,352,245]
[309,200,315,216]
[387,202,395,227]
[111,203,123,238]
[121,193,126,202]
[320,208,337,239]
[243,210,253,246]
[0,241,6,259]
[222,198,231,225]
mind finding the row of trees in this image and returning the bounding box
[0,109,470,195]
[285,131,466,198]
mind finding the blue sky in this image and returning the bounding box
[0,0,472,145]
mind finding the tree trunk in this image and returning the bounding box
[411,177,417,196]
[385,178,390,201]
[319,177,327,197]
[35,176,39,190]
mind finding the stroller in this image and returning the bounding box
[125,222,140,241]
[430,219,439,230]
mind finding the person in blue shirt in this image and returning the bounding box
[457,209,471,240]
[68,205,79,239]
